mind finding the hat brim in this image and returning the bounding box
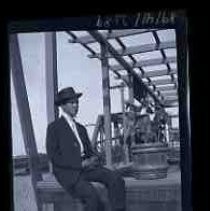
[55,93,82,106]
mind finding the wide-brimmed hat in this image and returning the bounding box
[55,87,82,106]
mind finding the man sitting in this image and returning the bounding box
[46,87,126,211]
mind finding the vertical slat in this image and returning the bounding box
[45,32,59,123]
[100,43,112,167]
[45,32,58,174]
[91,115,102,146]
[10,34,42,209]
[128,75,135,162]
[128,75,134,103]
[120,82,129,163]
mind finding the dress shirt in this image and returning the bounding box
[60,109,84,156]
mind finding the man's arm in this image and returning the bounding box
[82,126,101,157]
[81,125,103,167]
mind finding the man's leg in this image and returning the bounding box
[82,167,126,211]
[69,178,100,211]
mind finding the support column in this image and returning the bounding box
[45,32,58,122]
[128,74,135,162]
[128,74,134,104]
[100,43,112,167]
[167,116,173,146]
[120,82,129,163]
[10,34,42,210]
[45,32,58,174]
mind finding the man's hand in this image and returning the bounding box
[82,156,100,168]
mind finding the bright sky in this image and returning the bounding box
[11,30,179,156]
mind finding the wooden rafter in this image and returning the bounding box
[68,29,158,44]
[110,56,176,71]
[115,68,177,79]
[88,40,176,58]
[155,85,176,91]
[145,78,177,86]
[88,30,163,106]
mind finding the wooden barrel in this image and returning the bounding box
[131,142,169,180]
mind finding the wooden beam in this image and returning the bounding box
[91,115,103,145]
[162,93,177,98]
[164,102,178,108]
[88,41,176,58]
[164,98,178,102]
[114,68,177,79]
[111,56,177,71]
[68,29,157,44]
[45,32,58,123]
[161,90,177,96]
[128,75,134,103]
[10,34,42,209]
[164,97,178,103]
[88,30,163,106]
[164,95,178,100]
[145,78,177,86]
[155,85,176,91]
[152,30,177,87]
[143,68,177,78]
[45,32,58,174]
[100,43,112,167]
[161,89,178,93]
[120,82,129,163]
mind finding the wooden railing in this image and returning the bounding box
[13,154,49,176]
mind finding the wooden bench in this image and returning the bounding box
[36,174,111,211]
[36,171,181,211]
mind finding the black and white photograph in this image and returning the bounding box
[9,12,191,211]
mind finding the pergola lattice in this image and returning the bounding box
[64,29,179,166]
[65,29,178,108]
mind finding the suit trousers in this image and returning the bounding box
[68,167,126,211]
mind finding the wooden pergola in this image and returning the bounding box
[66,29,178,105]
[65,29,179,165]
[11,26,187,211]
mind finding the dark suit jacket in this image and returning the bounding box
[46,116,96,188]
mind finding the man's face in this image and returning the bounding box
[61,99,79,118]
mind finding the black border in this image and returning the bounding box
[1,17,13,211]
[176,15,192,211]
[2,10,200,211]
[187,10,209,211]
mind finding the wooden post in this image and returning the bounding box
[128,74,135,161]
[45,32,58,122]
[100,43,112,167]
[91,115,102,147]
[10,34,42,210]
[128,74,134,104]
[120,82,129,163]
[45,32,58,174]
